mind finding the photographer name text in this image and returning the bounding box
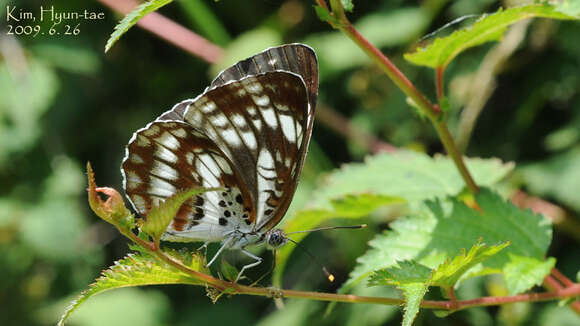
[5,5,106,37]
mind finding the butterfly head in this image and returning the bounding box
[264,228,288,249]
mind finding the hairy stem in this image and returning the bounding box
[325,0,479,193]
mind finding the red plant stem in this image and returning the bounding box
[544,275,580,315]
[326,0,478,194]
[124,218,580,311]
[447,287,459,310]
[455,284,580,310]
[130,236,580,311]
[97,0,223,63]
[316,0,329,10]
[342,24,438,120]
[551,268,576,287]
[435,67,444,102]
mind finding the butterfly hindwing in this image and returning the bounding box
[122,121,256,242]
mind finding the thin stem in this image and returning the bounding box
[326,0,479,194]
[433,121,479,193]
[121,224,580,310]
[435,67,444,102]
[544,275,580,315]
[551,268,575,287]
[447,287,459,310]
[455,284,580,311]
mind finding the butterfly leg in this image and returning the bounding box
[207,238,232,267]
[197,242,210,255]
[235,249,263,283]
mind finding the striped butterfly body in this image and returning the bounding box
[121,44,318,281]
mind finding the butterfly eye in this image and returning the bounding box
[265,229,288,249]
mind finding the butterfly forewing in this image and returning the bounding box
[158,44,318,122]
[182,71,310,230]
[210,44,318,113]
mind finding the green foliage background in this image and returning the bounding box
[0,0,579,325]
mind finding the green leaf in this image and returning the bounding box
[369,261,430,326]
[57,288,170,326]
[404,3,579,69]
[343,188,552,293]
[273,193,403,285]
[368,242,506,325]
[309,151,513,207]
[314,5,335,23]
[399,282,428,326]
[503,255,556,295]
[556,0,580,16]
[0,57,58,166]
[141,187,216,242]
[105,0,173,53]
[369,260,432,286]
[58,251,205,326]
[341,0,354,12]
[430,241,509,289]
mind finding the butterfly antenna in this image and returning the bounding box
[286,224,367,235]
[286,238,335,282]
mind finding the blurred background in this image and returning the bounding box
[1,0,579,325]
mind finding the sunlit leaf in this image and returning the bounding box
[141,187,217,242]
[343,188,552,294]
[404,3,579,69]
[0,58,58,166]
[274,194,403,285]
[504,255,556,295]
[310,151,513,208]
[341,0,354,12]
[368,242,507,325]
[61,288,170,326]
[105,0,173,52]
[58,250,205,326]
[430,241,509,290]
[369,261,431,326]
[279,152,512,287]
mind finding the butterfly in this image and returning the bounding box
[121,44,318,282]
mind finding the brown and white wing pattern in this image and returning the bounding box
[182,71,312,231]
[210,43,318,113]
[122,121,255,242]
[157,44,318,123]
[121,44,318,245]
